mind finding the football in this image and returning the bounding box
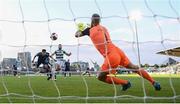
[50,33,58,41]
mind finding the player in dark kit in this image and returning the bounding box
[13,64,18,76]
[64,59,71,77]
[82,67,91,77]
[32,49,54,80]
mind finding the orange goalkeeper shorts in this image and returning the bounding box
[101,46,130,72]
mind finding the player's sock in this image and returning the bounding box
[136,69,155,84]
[47,74,52,80]
[105,76,128,85]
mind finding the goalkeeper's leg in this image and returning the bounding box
[98,52,131,91]
[127,63,161,91]
[98,70,131,91]
[116,46,161,90]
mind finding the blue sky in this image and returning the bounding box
[0,0,179,66]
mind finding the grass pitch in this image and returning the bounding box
[0,74,180,103]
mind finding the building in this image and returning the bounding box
[71,61,89,71]
[2,58,16,69]
[17,52,31,70]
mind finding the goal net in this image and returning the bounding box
[0,0,180,103]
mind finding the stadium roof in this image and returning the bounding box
[157,47,180,57]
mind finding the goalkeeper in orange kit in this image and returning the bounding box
[75,13,161,91]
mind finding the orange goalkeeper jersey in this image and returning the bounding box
[89,25,114,57]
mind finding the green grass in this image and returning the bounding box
[0,74,180,103]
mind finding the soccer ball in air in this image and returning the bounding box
[50,33,58,41]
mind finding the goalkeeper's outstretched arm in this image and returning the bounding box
[75,27,90,38]
[64,51,71,56]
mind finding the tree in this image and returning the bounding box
[144,63,150,67]
[154,64,159,68]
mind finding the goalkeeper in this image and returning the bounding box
[75,13,161,91]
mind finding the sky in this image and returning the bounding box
[0,0,180,66]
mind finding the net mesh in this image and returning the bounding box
[0,0,180,103]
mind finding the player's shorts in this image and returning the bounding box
[56,60,65,68]
[37,61,49,68]
[101,45,130,72]
[65,68,70,71]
